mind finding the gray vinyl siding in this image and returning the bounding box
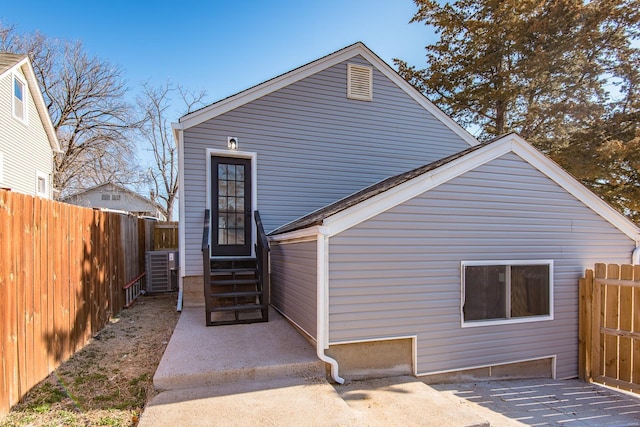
[0,68,53,198]
[270,239,318,339]
[183,55,470,275]
[328,152,635,379]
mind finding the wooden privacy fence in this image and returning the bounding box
[0,190,155,415]
[154,221,178,250]
[579,263,640,394]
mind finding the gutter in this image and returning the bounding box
[316,227,345,384]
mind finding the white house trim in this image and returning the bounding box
[173,123,186,282]
[271,134,639,247]
[205,148,258,258]
[12,71,28,124]
[268,226,321,243]
[178,43,477,147]
[320,135,640,243]
[324,140,510,237]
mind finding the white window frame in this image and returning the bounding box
[461,259,554,328]
[35,171,48,198]
[12,73,28,124]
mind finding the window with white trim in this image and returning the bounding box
[13,74,27,123]
[462,260,552,326]
[35,171,48,197]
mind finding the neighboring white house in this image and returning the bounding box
[0,53,60,199]
[62,182,165,220]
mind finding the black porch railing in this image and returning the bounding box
[202,209,270,326]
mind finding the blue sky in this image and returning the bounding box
[2,1,437,110]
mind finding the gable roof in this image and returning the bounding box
[0,52,61,153]
[270,133,640,242]
[0,52,26,74]
[62,182,160,207]
[176,42,477,147]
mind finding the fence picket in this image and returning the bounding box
[634,267,640,386]
[619,266,633,383]
[603,265,619,380]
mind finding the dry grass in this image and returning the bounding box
[0,293,180,427]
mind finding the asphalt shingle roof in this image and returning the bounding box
[269,138,499,235]
[0,52,26,76]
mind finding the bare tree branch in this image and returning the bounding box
[137,81,207,220]
[1,24,143,197]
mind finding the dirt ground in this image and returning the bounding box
[0,293,180,427]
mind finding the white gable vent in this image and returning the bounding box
[347,63,373,101]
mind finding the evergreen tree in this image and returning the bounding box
[396,0,640,220]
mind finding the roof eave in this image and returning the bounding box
[17,59,62,153]
[271,134,640,243]
[177,42,478,147]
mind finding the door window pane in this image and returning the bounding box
[216,162,246,247]
[218,164,228,179]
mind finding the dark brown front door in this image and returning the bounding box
[211,156,252,256]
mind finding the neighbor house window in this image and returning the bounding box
[101,194,111,200]
[13,74,27,122]
[35,171,48,197]
[461,260,553,326]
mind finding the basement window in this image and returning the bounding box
[461,260,553,327]
[347,63,372,101]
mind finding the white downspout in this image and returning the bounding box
[316,227,345,384]
[632,243,640,264]
[173,122,185,312]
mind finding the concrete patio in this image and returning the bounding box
[151,307,324,391]
[139,306,640,426]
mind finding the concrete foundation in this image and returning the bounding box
[419,357,553,384]
[182,275,204,307]
[326,338,552,384]
[327,339,413,380]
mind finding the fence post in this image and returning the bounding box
[591,263,607,382]
[579,269,593,381]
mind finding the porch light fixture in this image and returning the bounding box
[227,136,239,150]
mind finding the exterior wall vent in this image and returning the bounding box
[347,63,373,101]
